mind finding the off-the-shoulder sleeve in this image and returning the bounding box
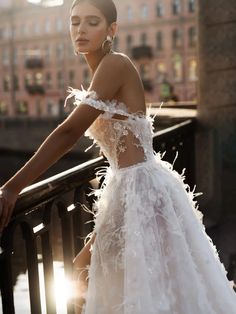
[64,86,130,117]
[64,86,112,112]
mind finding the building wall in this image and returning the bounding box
[0,0,198,117]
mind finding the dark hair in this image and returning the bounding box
[70,0,117,25]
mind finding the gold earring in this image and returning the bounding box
[102,35,113,54]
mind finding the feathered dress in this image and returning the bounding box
[65,87,236,314]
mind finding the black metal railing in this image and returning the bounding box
[0,119,195,314]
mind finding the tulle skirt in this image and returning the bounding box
[81,155,236,314]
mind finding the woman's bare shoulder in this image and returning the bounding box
[100,52,135,72]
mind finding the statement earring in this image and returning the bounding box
[102,35,113,54]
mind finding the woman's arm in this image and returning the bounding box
[0,53,126,231]
[0,105,101,231]
[2,105,101,194]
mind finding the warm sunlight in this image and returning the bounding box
[27,0,63,7]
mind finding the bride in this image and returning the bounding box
[1,0,236,313]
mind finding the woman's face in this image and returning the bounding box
[70,1,110,54]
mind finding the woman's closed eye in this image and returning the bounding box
[71,18,100,27]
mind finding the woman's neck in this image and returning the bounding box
[83,50,107,75]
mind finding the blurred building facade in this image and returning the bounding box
[0,0,197,117]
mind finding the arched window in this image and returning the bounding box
[172,0,181,15]
[172,29,182,48]
[156,2,164,17]
[156,31,163,50]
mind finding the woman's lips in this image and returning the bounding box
[76,39,89,45]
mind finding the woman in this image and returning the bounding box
[1,0,236,313]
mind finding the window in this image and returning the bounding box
[156,31,163,50]
[34,22,40,35]
[127,6,133,21]
[0,101,8,115]
[45,72,52,89]
[56,18,63,32]
[173,54,182,82]
[57,71,64,89]
[14,75,19,91]
[21,24,26,36]
[25,73,33,87]
[3,75,10,92]
[69,70,75,86]
[35,72,43,86]
[189,59,197,81]
[45,45,51,62]
[126,34,133,50]
[47,102,59,116]
[172,29,182,48]
[13,49,18,65]
[2,49,9,65]
[141,4,148,20]
[188,0,196,13]
[156,2,164,17]
[156,62,166,83]
[172,0,181,15]
[140,33,147,45]
[56,43,64,60]
[188,26,197,47]
[45,20,51,33]
[36,99,42,116]
[16,101,28,115]
[140,64,150,80]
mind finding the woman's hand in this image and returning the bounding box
[0,187,19,232]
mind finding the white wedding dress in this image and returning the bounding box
[66,88,236,314]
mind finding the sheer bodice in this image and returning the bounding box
[65,87,154,169]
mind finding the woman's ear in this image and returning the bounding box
[109,22,117,39]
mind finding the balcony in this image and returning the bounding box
[25,84,45,95]
[25,58,44,69]
[0,120,196,313]
[131,45,153,60]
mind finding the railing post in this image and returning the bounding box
[0,251,15,314]
[21,221,42,314]
[57,201,75,314]
[41,203,57,314]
